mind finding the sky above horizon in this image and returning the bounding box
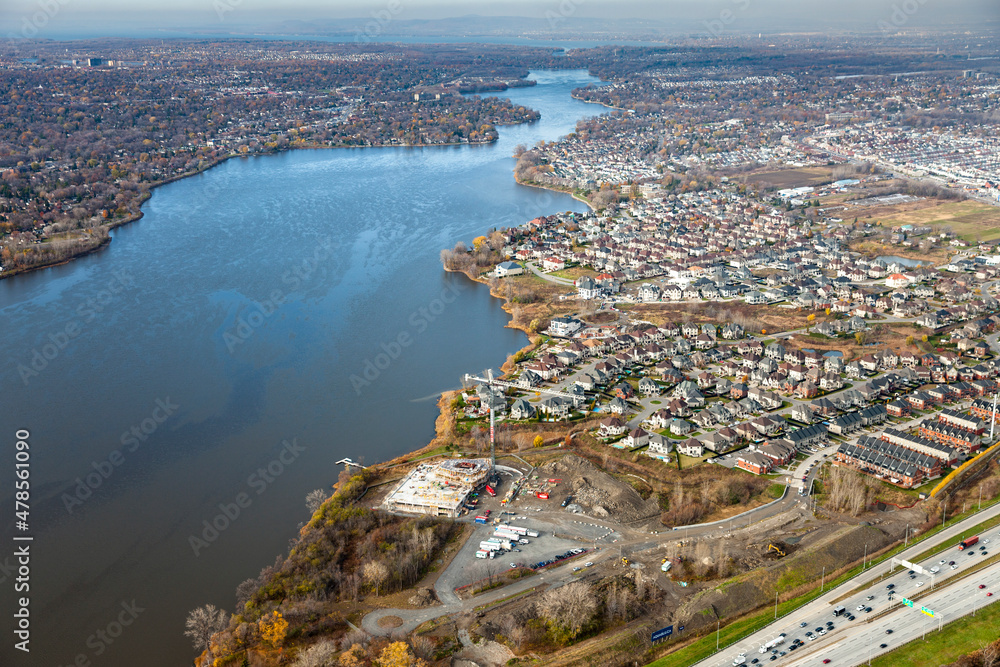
[1,0,997,39]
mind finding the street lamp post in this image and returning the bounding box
[774,590,779,619]
[716,619,720,651]
[821,566,825,592]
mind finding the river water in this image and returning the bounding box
[1,69,600,666]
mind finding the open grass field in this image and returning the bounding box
[742,166,834,188]
[549,266,594,281]
[869,598,1000,667]
[869,199,1000,243]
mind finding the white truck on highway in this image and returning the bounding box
[759,637,784,653]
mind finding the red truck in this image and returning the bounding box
[485,485,496,497]
[959,536,979,550]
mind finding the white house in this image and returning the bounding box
[494,261,524,278]
[548,317,582,337]
[542,257,566,272]
[886,273,910,289]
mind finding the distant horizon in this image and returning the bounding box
[2,1,998,43]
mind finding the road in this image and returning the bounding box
[525,261,576,286]
[784,558,1000,667]
[690,501,1000,667]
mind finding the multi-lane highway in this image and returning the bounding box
[691,503,1000,667]
[786,559,1000,666]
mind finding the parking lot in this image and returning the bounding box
[443,514,598,592]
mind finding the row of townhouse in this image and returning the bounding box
[971,398,1000,425]
[826,404,889,435]
[918,420,982,452]
[879,428,961,466]
[835,437,938,488]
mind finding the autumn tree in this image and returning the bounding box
[363,560,390,596]
[533,435,544,448]
[184,604,228,653]
[259,610,289,648]
[339,644,367,667]
[377,641,423,667]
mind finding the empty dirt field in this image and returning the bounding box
[868,199,1000,243]
[741,166,834,188]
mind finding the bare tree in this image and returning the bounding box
[340,627,371,652]
[305,489,328,514]
[235,578,258,610]
[827,467,871,516]
[537,581,598,637]
[410,634,436,660]
[184,604,228,653]
[292,639,338,667]
[498,614,526,649]
[981,638,1000,667]
[363,561,390,597]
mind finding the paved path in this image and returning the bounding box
[361,548,605,636]
[525,261,576,286]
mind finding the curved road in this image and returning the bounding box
[525,261,576,286]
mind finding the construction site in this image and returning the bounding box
[382,458,491,517]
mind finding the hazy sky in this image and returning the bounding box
[1,0,997,39]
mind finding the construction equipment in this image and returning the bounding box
[621,556,630,566]
[767,543,786,557]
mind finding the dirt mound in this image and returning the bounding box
[377,615,403,628]
[539,455,659,523]
[408,587,438,607]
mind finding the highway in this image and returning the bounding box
[691,503,1000,667]
[785,559,1000,667]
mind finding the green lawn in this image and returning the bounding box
[870,599,1000,667]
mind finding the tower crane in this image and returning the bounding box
[463,370,586,477]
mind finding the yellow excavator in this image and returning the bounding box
[621,556,630,566]
[767,543,786,557]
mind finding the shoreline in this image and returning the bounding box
[513,173,596,210]
[0,135,513,283]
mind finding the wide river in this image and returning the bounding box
[0,69,601,666]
